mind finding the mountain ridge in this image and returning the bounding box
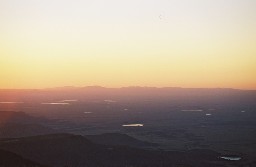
[1,86,255,91]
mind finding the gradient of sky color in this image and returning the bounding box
[1,0,256,89]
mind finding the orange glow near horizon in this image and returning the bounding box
[1,0,256,90]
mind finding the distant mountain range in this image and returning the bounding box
[2,85,256,91]
[44,86,255,90]
[1,86,255,102]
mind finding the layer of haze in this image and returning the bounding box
[1,0,256,89]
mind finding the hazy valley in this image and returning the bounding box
[0,87,256,166]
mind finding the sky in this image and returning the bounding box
[0,0,256,89]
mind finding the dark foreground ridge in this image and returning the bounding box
[85,132,157,148]
[0,133,254,167]
[0,149,49,167]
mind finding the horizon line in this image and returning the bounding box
[0,85,255,91]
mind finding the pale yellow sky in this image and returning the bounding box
[0,0,256,89]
